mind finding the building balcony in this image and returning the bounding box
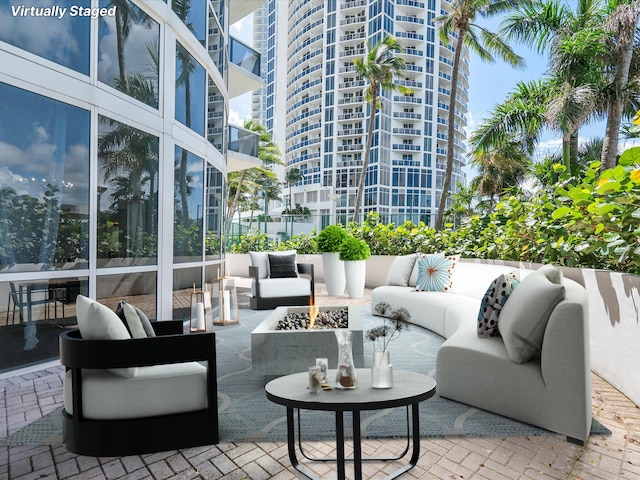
[341,0,368,9]
[392,144,421,151]
[340,32,366,42]
[338,96,364,105]
[395,15,425,25]
[396,0,426,8]
[227,125,261,172]
[340,16,366,26]
[229,0,262,24]
[392,128,422,136]
[337,144,364,152]
[337,128,364,136]
[338,112,365,120]
[393,96,423,104]
[395,31,425,41]
[338,80,366,89]
[393,111,422,119]
[228,37,262,98]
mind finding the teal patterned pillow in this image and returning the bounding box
[477,273,520,337]
[414,254,458,292]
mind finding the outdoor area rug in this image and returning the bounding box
[217,307,611,443]
[2,306,610,447]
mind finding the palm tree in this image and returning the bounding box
[352,35,410,223]
[469,140,531,211]
[434,0,524,231]
[226,120,283,223]
[500,0,607,168]
[600,1,640,169]
[284,167,302,214]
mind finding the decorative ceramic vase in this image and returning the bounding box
[323,252,346,296]
[371,350,393,389]
[344,259,366,299]
[335,330,357,389]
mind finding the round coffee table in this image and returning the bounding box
[265,368,436,480]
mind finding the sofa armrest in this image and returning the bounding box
[151,320,184,336]
[297,263,315,304]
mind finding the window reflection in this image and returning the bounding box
[0,277,88,374]
[0,83,90,271]
[174,146,204,262]
[172,266,202,321]
[175,42,206,136]
[0,0,90,74]
[97,115,159,266]
[98,0,160,108]
[96,271,156,321]
[206,167,223,260]
[172,0,206,47]
[207,78,225,152]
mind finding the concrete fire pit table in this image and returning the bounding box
[251,305,364,376]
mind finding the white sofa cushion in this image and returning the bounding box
[257,277,311,298]
[64,361,207,420]
[448,263,520,298]
[75,295,136,378]
[386,254,417,286]
[499,269,565,363]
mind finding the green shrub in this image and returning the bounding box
[317,225,348,252]
[339,235,371,261]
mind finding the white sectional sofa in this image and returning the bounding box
[371,256,592,444]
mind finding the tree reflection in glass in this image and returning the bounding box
[97,116,159,265]
[174,147,204,262]
[98,0,160,108]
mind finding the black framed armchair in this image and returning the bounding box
[249,263,315,310]
[59,320,218,456]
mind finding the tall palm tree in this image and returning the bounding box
[600,1,640,169]
[284,167,302,213]
[352,35,410,223]
[434,0,524,231]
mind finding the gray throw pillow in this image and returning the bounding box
[498,270,565,363]
[115,302,156,338]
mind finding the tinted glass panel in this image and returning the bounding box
[175,42,206,136]
[97,115,159,267]
[172,0,206,46]
[0,0,90,74]
[96,271,156,321]
[0,277,88,374]
[205,167,223,260]
[172,266,202,321]
[0,83,90,271]
[174,146,204,262]
[98,0,160,108]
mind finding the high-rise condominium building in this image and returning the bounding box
[0,0,262,372]
[258,0,469,228]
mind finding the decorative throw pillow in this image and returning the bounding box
[115,302,156,338]
[408,252,444,287]
[477,273,520,337]
[386,254,418,286]
[538,264,563,284]
[414,254,458,292]
[498,270,565,363]
[76,295,137,378]
[268,253,298,278]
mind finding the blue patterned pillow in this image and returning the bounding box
[414,254,458,292]
[477,273,520,337]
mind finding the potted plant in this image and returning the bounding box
[338,235,370,299]
[366,303,411,388]
[317,225,348,296]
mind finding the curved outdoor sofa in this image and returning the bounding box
[371,257,592,445]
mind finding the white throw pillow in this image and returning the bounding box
[76,295,137,378]
[538,264,563,284]
[498,270,565,364]
[249,250,297,279]
[123,303,148,339]
[386,254,418,286]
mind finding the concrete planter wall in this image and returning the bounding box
[225,253,640,406]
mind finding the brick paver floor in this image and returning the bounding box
[1,282,639,479]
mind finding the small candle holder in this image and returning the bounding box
[190,289,212,332]
[211,276,239,325]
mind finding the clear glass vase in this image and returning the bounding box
[335,330,358,389]
[371,350,393,389]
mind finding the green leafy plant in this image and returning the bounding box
[339,235,371,261]
[317,225,348,252]
[366,303,411,351]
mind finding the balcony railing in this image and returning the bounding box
[229,37,260,77]
[228,125,259,158]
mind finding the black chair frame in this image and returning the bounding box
[249,263,315,310]
[59,321,218,456]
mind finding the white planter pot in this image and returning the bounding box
[344,260,366,299]
[322,252,345,296]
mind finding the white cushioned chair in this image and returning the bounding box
[60,296,218,456]
[248,251,315,310]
